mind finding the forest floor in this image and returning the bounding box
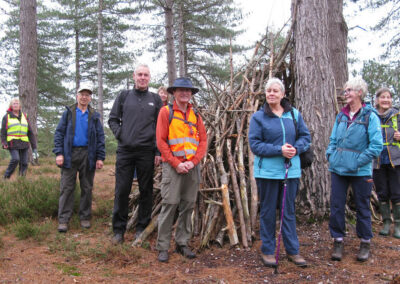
[0,159,400,283]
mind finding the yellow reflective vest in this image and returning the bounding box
[7,113,29,142]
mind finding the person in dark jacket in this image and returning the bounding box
[53,86,105,233]
[1,98,37,179]
[108,64,163,244]
[326,78,383,262]
[373,87,400,239]
[249,77,311,268]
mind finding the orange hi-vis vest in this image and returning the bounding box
[166,105,199,160]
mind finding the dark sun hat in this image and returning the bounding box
[167,77,199,94]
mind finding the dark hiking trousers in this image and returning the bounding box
[329,172,373,240]
[58,147,95,224]
[373,165,400,204]
[5,148,28,178]
[112,148,155,234]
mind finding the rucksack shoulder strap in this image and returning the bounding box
[119,90,130,117]
[289,109,298,139]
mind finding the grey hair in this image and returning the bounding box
[374,87,392,109]
[375,87,392,98]
[265,77,285,93]
[344,78,368,100]
[134,63,150,73]
[9,97,20,108]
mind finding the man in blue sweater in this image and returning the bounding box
[53,86,106,233]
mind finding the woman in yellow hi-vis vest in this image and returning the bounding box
[1,98,37,179]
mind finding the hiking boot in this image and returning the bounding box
[58,223,68,233]
[393,203,400,239]
[261,254,276,268]
[379,202,392,236]
[357,242,370,262]
[80,220,91,229]
[331,240,343,261]
[111,233,124,245]
[158,250,169,262]
[287,254,307,267]
[176,245,196,259]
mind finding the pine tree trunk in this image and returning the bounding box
[164,0,177,86]
[177,3,186,77]
[19,0,38,154]
[328,0,348,109]
[74,0,80,92]
[292,0,338,215]
[97,0,104,123]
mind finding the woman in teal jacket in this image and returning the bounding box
[249,78,311,268]
[326,78,383,262]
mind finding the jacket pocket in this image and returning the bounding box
[339,150,360,173]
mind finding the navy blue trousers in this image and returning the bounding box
[329,172,373,240]
[256,178,300,255]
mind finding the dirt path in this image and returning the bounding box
[1,162,400,283]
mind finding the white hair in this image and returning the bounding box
[344,78,368,100]
[134,63,150,73]
[265,77,285,93]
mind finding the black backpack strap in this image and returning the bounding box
[119,90,130,118]
[290,109,298,139]
[168,103,174,124]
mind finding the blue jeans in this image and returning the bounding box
[4,148,28,178]
[256,178,300,255]
[329,172,373,240]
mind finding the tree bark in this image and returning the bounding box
[164,0,177,86]
[177,2,186,77]
[74,0,80,93]
[97,0,104,123]
[328,0,348,109]
[292,0,337,215]
[19,0,38,152]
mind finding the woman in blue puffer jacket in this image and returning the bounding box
[326,78,382,263]
[249,77,311,269]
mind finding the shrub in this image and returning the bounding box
[0,177,81,225]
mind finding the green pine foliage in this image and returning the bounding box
[359,60,400,104]
[143,0,246,88]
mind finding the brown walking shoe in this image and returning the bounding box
[80,220,91,229]
[158,250,169,262]
[58,223,68,233]
[176,245,196,259]
[287,254,307,267]
[261,254,277,268]
[331,240,344,261]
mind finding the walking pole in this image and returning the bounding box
[274,159,291,274]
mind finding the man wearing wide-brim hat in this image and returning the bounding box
[155,77,207,262]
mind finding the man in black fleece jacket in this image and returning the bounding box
[108,64,163,244]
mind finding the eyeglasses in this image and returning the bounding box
[343,88,353,94]
[78,93,91,97]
